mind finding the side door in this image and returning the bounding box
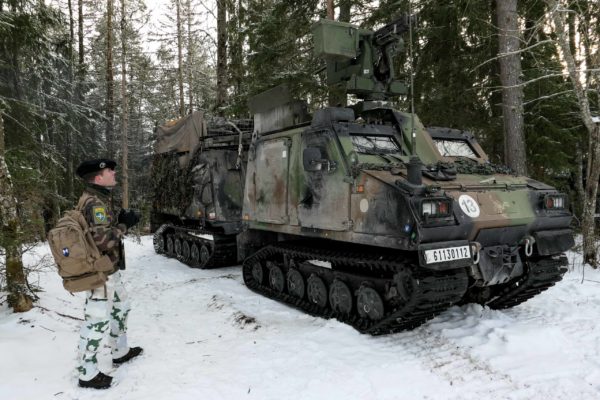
[245,137,291,224]
[298,130,350,231]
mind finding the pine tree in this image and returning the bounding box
[497,0,527,175]
[106,0,116,155]
[120,0,130,208]
[216,0,228,114]
[0,0,74,311]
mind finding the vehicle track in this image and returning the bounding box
[242,242,469,335]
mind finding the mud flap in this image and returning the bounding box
[533,229,575,256]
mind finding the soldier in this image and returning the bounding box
[75,158,142,389]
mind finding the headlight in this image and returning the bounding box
[543,194,567,210]
[421,198,452,217]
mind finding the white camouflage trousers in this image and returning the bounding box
[77,271,131,381]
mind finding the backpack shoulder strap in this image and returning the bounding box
[76,192,96,212]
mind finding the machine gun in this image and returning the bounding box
[312,16,412,101]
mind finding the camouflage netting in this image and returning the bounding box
[424,160,514,178]
[206,117,254,136]
[452,159,514,176]
[355,159,514,181]
[154,111,207,168]
[151,113,254,219]
[151,152,194,216]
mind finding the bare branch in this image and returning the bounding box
[470,39,554,72]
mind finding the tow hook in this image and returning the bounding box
[522,236,535,257]
[470,241,481,264]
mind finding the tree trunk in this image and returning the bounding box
[121,0,129,208]
[106,0,115,155]
[76,0,86,120]
[496,0,527,175]
[327,0,350,107]
[326,0,334,19]
[547,0,599,267]
[216,0,227,115]
[338,0,350,22]
[574,143,585,218]
[0,112,33,313]
[187,0,193,113]
[66,0,75,202]
[78,0,84,70]
[176,0,185,116]
[230,0,244,100]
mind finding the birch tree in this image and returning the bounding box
[546,0,600,267]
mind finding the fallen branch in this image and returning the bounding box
[39,325,55,332]
[35,305,83,321]
[582,279,600,284]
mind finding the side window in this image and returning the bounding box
[351,135,402,155]
[434,139,479,159]
[302,130,338,173]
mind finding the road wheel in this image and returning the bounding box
[307,274,328,308]
[190,243,200,266]
[166,235,174,256]
[357,286,384,320]
[329,279,353,315]
[199,244,210,268]
[182,240,191,263]
[251,262,264,285]
[268,262,285,293]
[174,238,182,260]
[287,269,305,298]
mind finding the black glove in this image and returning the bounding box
[118,208,140,229]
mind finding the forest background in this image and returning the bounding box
[0,0,599,311]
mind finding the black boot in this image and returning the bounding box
[78,372,113,389]
[113,346,143,364]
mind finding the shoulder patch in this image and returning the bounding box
[93,207,108,224]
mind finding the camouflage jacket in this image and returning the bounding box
[80,184,127,272]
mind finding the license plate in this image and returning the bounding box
[424,245,471,264]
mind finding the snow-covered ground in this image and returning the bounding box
[1,236,600,400]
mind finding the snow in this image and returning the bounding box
[1,236,600,400]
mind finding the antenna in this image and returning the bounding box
[406,0,423,185]
[408,0,416,157]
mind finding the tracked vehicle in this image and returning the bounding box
[151,112,253,268]
[238,17,574,334]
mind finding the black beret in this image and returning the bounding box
[76,159,117,178]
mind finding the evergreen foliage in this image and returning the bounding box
[1,0,599,309]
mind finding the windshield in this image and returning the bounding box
[434,139,478,159]
[351,135,402,155]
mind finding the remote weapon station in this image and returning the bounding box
[153,17,574,335]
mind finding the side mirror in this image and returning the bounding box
[303,147,337,172]
[303,147,323,171]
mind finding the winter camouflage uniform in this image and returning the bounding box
[77,184,131,382]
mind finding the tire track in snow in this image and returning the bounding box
[384,303,600,400]
[385,327,523,399]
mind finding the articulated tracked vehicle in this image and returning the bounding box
[237,17,574,334]
[152,17,574,335]
[151,112,253,268]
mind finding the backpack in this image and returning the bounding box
[48,193,115,292]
